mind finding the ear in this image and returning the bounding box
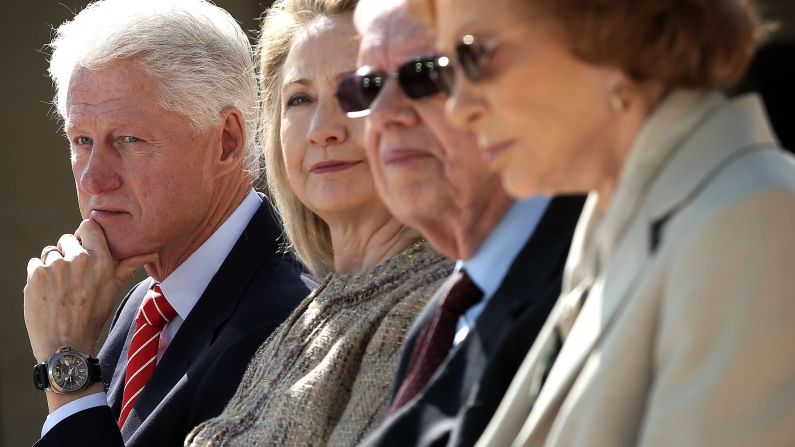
[214,106,247,176]
[605,67,636,114]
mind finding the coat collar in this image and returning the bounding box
[105,278,155,413]
[643,92,778,223]
[473,195,585,353]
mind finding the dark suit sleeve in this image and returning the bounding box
[36,200,308,447]
[35,406,123,447]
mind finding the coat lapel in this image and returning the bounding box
[474,195,585,355]
[522,204,649,438]
[101,278,154,415]
[390,196,584,428]
[520,93,779,442]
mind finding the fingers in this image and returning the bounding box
[40,246,63,265]
[74,219,111,259]
[57,234,86,260]
[25,222,122,363]
[27,257,43,278]
[40,245,60,259]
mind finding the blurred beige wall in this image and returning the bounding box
[0,1,266,445]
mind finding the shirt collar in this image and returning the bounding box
[158,189,262,320]
[462,196,551,299]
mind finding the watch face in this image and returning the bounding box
[50,353,89,392]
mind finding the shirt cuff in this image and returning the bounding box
[41,392,109,437]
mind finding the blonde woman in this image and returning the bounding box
[186,0,453,445]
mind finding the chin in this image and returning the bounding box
[390,190,451,229]
[382,163,441,190]
[106,244,134,262]
[105,236,151,262]
[502,173,542,200]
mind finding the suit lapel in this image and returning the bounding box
[473,196,585,355]
[523,205,649,437]
[520,93,780,441]
[101,278,154,415]
[122,200,281,431]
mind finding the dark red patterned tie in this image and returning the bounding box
[118,284,176,428]
[390,271,483,413]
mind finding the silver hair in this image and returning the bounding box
[353,0,406,33]
[48,0,260,174]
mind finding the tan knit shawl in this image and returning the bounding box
[186,242,453,446]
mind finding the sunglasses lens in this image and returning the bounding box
[456,37,487,82]
[335,73,385,115]
[397,58,452,100]
[431,56,455,95]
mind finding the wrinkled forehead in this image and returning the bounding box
[65,60,163,126]
[357,5,436,70]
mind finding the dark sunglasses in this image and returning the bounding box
[335,56,453,118]
[436,24,527,94]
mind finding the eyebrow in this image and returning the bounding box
[282,71,357,90]
[282,78,311,89]
[64,114,156,137]
[335,70,356,81]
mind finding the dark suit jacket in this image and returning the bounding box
[36,199,308,447]
[361,195,585,447]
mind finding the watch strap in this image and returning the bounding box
[33,362,49,390]
[87,356,102,384]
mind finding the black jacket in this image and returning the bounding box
[36,199,308,446]
[361,195,585,447]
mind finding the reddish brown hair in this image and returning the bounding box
[409,0,769,89]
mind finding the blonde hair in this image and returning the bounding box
[259,0,359,275]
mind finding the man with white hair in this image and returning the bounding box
[23,1,307,445]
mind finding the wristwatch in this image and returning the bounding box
[33,347,102,394]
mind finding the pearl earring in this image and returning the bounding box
[610,85,629,113]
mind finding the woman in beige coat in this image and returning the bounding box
[410,0,795,445]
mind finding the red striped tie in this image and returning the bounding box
[118,284,176,428]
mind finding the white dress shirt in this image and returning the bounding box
[453,197,550,345]
[42,189,262,436]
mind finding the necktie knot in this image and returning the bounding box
[136,284,176,330]
[439,271,483,315]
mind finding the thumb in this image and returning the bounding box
[114,253,158,283]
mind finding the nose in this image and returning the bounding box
[445,78,484,130]
[76,142,122,195]
[367,80,419,132]
[308,97,348,147]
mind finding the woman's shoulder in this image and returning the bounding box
[382,240,454,275]
[331,240,452,292]
[669,146,795,237]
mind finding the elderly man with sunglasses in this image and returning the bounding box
[336,1,585,446]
